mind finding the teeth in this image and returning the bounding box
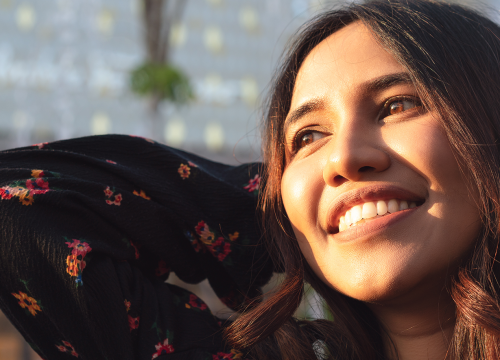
[351,205,362,224]
[377,200,387,216]
[387,199,399,213]
[338,198,420,232]
[362,202,377,219]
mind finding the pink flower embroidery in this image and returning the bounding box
[33,142,48,149]
[104,186,122,206]
[128,315,140,331]
[56,341,78,357]
[188,161,198,168]
[106,160,117,164]
[25,178,49,195]
[243,174,260,193]
[65,239,92,257]
[152,338,175,358]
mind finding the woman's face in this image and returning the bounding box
[281,22,481,304]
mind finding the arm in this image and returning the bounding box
[0,135,272,360]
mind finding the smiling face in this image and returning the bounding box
[280,22,481,304]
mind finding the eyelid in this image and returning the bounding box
[289,125,331,153]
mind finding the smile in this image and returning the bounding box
[338,199,419,232]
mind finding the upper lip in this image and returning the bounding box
[325,184,426,233]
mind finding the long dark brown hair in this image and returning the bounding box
[225,1,500,358]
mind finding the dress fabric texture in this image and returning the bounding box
[0,135,273,360]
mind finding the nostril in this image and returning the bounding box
[359,166,375,173]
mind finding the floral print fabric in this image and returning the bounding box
[0,135,272,360]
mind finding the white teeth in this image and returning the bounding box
[338,198,420,232]
[387,199,399,213]
[351,205,362,224]
[362,202,377,219]
[345,210,352,226]
[376,200,387,216]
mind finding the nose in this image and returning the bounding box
[323,127,391,187]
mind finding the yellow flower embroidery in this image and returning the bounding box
[229,232,239,241]
[11,291,41,316]
[31,170,44,178]
[133,190,151,200]
[178,164,191,179]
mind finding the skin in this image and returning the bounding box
[280,22,481,360]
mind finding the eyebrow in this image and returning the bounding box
[283,72,413,134]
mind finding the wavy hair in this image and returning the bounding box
[225,1,500,358]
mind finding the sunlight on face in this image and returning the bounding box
[280,22,481,305]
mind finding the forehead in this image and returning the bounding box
[291,22,406,109]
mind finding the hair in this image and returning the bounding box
[224,1,500,359]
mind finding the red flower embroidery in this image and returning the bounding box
[243,174,260,193]
[104,186,113,198]
[25,178,49,195]
[188,161,198,167]
[212,349,244,359]
[178,164,191,179]
[104,186,122,206]
[155,260,169,277]
[56,341,78,357]
[11,291,41,316]
[106,160,117,164]
[188,294,208,310]
[128,315,140,331]
[130,241,140,259]
[0,188,13,200]
[209,237,232,261]
[195,221,216,244]
[152,338,175,358]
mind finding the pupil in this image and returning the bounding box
[390,102,404,114]
[301,134,313,147]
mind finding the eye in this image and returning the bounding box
[293,130,327,151]
[380,96,422,119]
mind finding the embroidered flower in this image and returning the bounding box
[56,341,78,357]
[104,186,114,198]
[188,294,208,311]
[195,221,216,245]
[128,315,140,331]
[209,237,232,261]
[152,338,175,358]
[19,194,34,206]
[65,239,92,257]
[155,260,169,277]
[186,231,203,252]
[130,241,140,259]
[124,300,131,312]
[33,142,48,149]
[244,174,260,193]
[31,170,45,178]
[178,164,191,179]
[0,187,13,199]
[133,189,151,200]
[65,239,92,286]
[229,232,239,241]
[106,160,117,164]
[104,186,122,206]
[212,349,244,360]
[188,161,198,168]
[11,291,41,316]
[26,178,49,195]
[66,255,85,277]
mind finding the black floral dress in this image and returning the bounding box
[0,135,274,360]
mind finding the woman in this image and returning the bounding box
[0,0,499,359]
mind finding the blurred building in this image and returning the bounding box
[0,0,332,164]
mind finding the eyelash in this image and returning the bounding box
[290,96,422,153]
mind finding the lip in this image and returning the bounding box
[325,184,426,234]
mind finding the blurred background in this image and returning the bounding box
[0,0,495,358]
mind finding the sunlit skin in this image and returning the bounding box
[280,22,481,359]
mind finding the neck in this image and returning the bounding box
[367,290,455,360]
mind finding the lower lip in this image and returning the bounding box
[330,207,419,243]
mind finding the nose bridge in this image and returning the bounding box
[323,119,390,186]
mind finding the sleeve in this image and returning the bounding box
[0,135,273,360]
